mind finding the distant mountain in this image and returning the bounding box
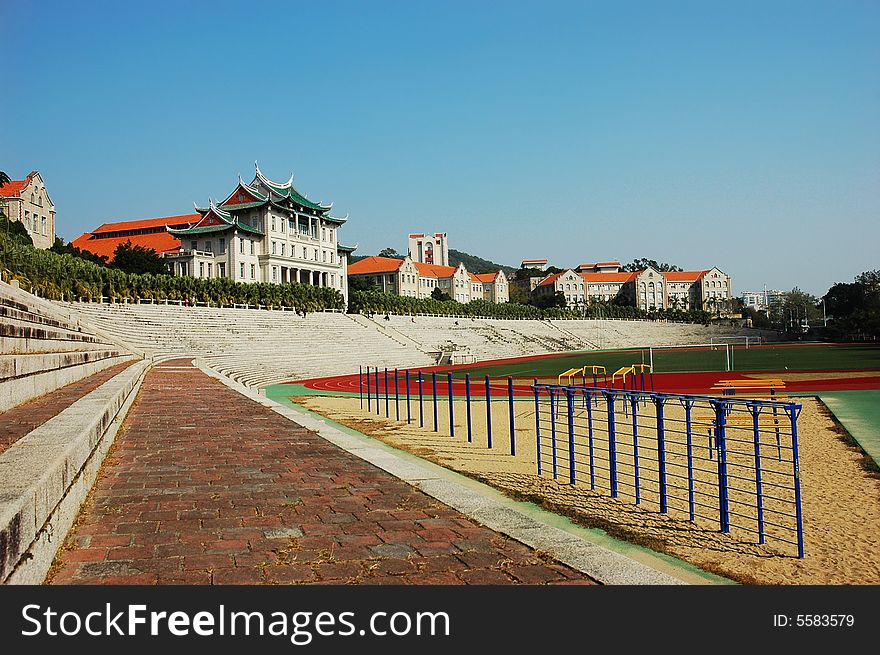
[349,249,516,275]
[448,249,516,274]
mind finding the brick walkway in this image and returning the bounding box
[0,359,136,456]
[49,360,596,585]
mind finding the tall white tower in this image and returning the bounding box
[407,232,449,266]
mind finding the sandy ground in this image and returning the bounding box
[297,393,880,584]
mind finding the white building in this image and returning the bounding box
[0,170,56,249]
[408,232,449,267]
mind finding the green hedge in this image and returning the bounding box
[0,235,344,311]
[348,289,714,323]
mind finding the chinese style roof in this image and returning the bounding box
[168,201,264,237]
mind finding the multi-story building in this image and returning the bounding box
[741,289,783,312]
[470,271,509,303]
[348,256,508,304]
[532,263,732,313]
[71,164,356,304]
[408,232,449,266]
[0,170,56,249]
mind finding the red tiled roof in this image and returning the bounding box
[471,272,498,283]
[71,231,182,260]
[92,214,199,234]
[0,171,38,198]
[537,272,564,287]
[348,256,405,275]
[663,270,709,282]
[580,272,638,284]
[413,261,457,278]
[596,261,620,267]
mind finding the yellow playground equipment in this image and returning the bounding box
[557,365,608,387]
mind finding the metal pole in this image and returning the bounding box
[359,365,363,409]
[607,392,618,498]
[485,375,493,449]
[683,399,695,522]
[656,396,667,514]
[366,366,371,412]
[384,368,389,418]
[432,372,438,432]
[713,400,730,533]
[447,372,455,438]
[567,388,576,485]
[405,370,411,423]
[418,371,424,427]
[586,390,595,490]
[466,374,473,443]
[631,396,640,504]
[508,376,516,456]
[534,380,541,475]
[751,402,765,544]
[789,403,805,558]
[394,369,400,421]
[549,387,557,479]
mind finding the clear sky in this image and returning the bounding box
[2,0,878,296]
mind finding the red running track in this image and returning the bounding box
[292,368,880,398]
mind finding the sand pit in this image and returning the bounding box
[296,393,880,584]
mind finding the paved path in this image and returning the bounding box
[0,360,136,456]
[49,360,596,585]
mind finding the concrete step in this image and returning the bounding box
[0,352,134,414]
[0,359,149,584]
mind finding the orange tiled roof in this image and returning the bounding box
[71,231,182,260]
[663,270,709,282]
[471,272,498,283]
[92,214,199,234]
[537,272,564,287]
[413,261,457,278]
[348,256,405,275]
[580,272,638,284]
[0,171,38,198]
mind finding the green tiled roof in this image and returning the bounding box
[169,222,264,236]
[337,243,357,252]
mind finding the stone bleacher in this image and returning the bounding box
[0,280,147,583]
[56,302,435,387]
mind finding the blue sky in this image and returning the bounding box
[2,0,878,295]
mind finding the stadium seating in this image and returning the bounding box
[55,302,435,387]
[0,280,146,583]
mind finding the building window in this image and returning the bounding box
[205,240,212,252]
[239,238,244,254]
[281,243,285,256]
[272,217,276,231]
[219,263,225,277]
[250,264,255,279]
[191,240,198,250]
[199,262,204,277]
[219,238,225,253]
[240,262,245,278]
[272,267,277,281]
[272,241,277,254]
[250,240,255,255]
[207,263,212,276]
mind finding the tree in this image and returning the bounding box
[431,287,451,301]
[532,291,567,309]
[50,237,109,266]
[378,247,400,258]
[111,240,166,275]
[622,258,683,272]
[348,276,379,292]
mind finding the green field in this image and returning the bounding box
[448,344,880,379]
